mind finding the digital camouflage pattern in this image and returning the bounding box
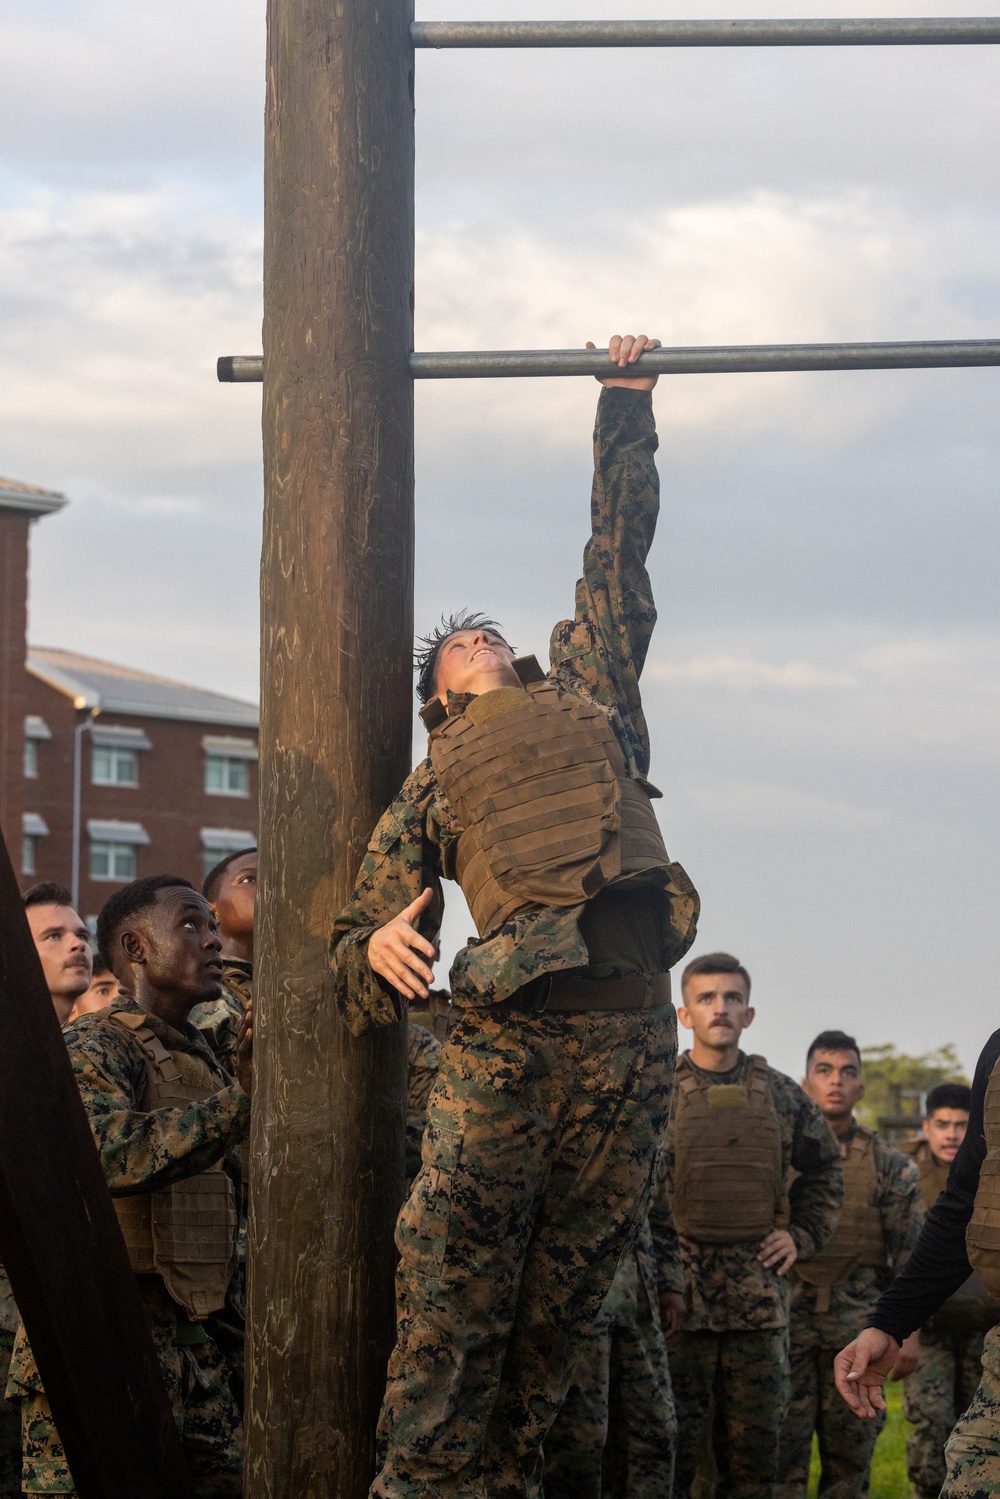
[941,1323,1000,1496]
[5,999,248,1495]
[653,1052,843,1335]
[653,1051,842,1499]
[905,1327,988,1497]
[330,387,699,1037]
[543,1213,677,1499]
[0,1262,19,1498]
[777,1123,923,1499]
[405,1021,442,1185]
[373,1000,678,1499]
[189,957,253,1076]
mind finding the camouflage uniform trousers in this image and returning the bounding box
[936,1322,1000,1499]
[10,1275,242,1496]
[904,1325,987,1498]
[670,1326,790,1499]
[372,998,678,1499]
[0,1264,19,1499]
[542,1246,676,1498]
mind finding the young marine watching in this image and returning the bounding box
[899,1084,1000,1499]
[777,1030,922,1499]
[330,334,700,1498]
[5,875,252,1497]
[835,1031,1000,1498]
[22,883,92,1026]
[653,953,843,1499]
[69,956,120,1019]
[189,847,257,1071]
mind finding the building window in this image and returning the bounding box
[92,745,139,787]
[205,755,250,797]
[23,740,38,778]
[22,836,37,876]
[90,841,136,882]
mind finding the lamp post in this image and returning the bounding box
[71,707,99,910]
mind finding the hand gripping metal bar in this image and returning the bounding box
[218,341,1000,383]
[410,17,1000,47]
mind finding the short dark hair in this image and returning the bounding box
[414,611,513,705]
[23,882,74,910]
[97,876,195,971]
[807,1030,861,1068]
[680,951,751,998]
[926,1082,972,1117]
[202,847,257,904]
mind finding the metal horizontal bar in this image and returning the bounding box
[411,17,1000,47]
[217,342,1000,383]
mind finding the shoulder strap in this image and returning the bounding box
[747,1055,772,1099]
[106,1011,182,1086]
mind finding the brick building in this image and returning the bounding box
[1,476,258,927]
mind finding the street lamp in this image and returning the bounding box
[71,705,99,910]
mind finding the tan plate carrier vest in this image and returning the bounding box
[428,677,673,939]
[967,1057,1000,1297]
[795,1126,886,1309]
[108,1012,238,1319]
[904,1136,999,1325]
[672,1054,789,1244]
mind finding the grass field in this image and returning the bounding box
[808,1380,911,1498]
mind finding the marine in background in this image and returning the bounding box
[188,846,441,1184]
[900,1083,1000,1499]
[654,952,843,1499]
[777,1030,923,1499]
[69,955,120,1019]
[6,875,250,1497]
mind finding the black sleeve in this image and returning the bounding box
[868,1028,1000,1343]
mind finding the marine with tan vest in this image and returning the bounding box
[900,1083,1000,1499]
[835,1028,1000,1498]
[776,1030,923,1499]
[652,953,843,1499]
[330,336,700,1499]
[5,875,251,1497]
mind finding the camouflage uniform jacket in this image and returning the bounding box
[790,1120,924,1346]
[330,387,699,1036]
[406,1021,442,1182]
[189,957,252,1076]
[652,1050,843,1332]
[8,998,248,1395]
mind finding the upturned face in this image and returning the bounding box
[213,851,257,943]
[923,1108,969,1166]
[678,971,754,1051]
[433,629,519,702]
[26,903,93,1004]
[804,1049,864,1123]
[121,887,223,1007]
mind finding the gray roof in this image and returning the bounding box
[0,476,66,518]
[27,647,258,728]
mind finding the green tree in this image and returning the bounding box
[857,1044,969,1132]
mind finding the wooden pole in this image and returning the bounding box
[248,0,414,1492]
[0,828,191,1499]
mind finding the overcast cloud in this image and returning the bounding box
[3,0,998,1076]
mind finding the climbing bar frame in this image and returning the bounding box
[410,16,1000,47]
[219,340,1000,383]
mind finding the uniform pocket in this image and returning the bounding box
[395,1114,463,1278]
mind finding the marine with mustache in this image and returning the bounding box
[654,951,843,1498]
[6,875,251,1497]
[330,334,700,1499]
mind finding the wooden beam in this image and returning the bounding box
[0,827,191,1498]
[248,0,414,1491]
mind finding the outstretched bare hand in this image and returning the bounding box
[368,888,437,1001]
[588,333,662,390]
[834,1328,900,1418]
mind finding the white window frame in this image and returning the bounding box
[89,840,137,882]
[91,743,140,788]
[204,754,250,797]
[23,739,38,778]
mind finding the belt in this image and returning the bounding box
[518,971,672,1015]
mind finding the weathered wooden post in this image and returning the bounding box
[247,0,415,1492]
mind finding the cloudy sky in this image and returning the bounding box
[3,0,999,1077]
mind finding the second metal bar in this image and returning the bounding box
[218,341,1000,383]
[411,17,1000,47]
